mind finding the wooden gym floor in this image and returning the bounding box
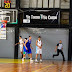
[0,59,72,72]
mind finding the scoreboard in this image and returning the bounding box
[4,0,11,8]
[0,0,16,8]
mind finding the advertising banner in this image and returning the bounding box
[23,10,60,24]
[0,23,6,39]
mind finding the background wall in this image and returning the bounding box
[0,27,15,58]
[19,28,69,60]
[20,0,70,8]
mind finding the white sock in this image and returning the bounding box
[35,59,37,61]
[30,58,32,60]
[40,59,42,61]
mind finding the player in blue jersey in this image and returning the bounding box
[25,36,33,61]
[22,36,33,61]
[22,38,28,61]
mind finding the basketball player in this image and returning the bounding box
[35,36,42,62]
[24,36,33,61]
[53,40,65,61]
[22,38,28,61]
[15,36,24,58]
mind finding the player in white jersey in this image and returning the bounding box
[15,36,24,58]
[35,36,42,62]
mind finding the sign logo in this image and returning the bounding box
[4,0,11,8]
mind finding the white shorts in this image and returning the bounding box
[20,45,23,52]
[36,46,42,54]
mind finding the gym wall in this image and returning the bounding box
[20,0,70,8]
[0,27,15,58]
[19,28,69,60]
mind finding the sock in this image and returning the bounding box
[30,58,32,60]
[35,59,37,61]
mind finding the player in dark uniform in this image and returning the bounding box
[53,40,65,61]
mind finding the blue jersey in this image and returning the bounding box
[26,39,31,50]
[23,41,26,52]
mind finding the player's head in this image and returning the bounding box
[29,36,32,40]
[19,36,22,39]
[38,36,41,41]
[59,40,62,43]
[25,38,27,41]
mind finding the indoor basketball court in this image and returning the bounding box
[0,59,72,72]
[0,0,72,72]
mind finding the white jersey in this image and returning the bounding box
[19,38,23,52]
[19,39,23,45]
[57,43,63,50]
[36,40,42,54]
[37,40,42,49]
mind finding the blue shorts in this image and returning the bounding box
[26,49,32,54]
[23,46,27,54]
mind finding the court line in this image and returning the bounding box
[0,59,30,64]
[32,64,53,72]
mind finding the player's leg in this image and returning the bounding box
[53,49,59,58]
[35,48,39,62]
[22,46,26,61]
[40,49,42,62]
[35,54,38,62]
[28,49,33,61]
[28,54,30,59]
[60,50,65,61]
[22,53,26,61]
[28,49,32,60]
[20,45,23,58]
[30,49,32,60]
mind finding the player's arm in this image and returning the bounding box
[24,40,28,50]
[62,44,63,51]
[22,39,24,46]
[36,40,38,47]
[30,44,33,49]
[40,41,42,49]
[36,40,40,48]
[55,46,57,51]
[15,42,20,45]
[55,43,59,52]
[36,41,40,48]
[22,39,24,44]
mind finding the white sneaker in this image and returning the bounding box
[35,59,38,63]
[30,59,33,62]
[40,59,42,62]
[22,58,24,61]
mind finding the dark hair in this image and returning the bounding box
[29,36,31,37]
[25,38,27,40]
[20,36,22,38]
[38,36,41,38]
